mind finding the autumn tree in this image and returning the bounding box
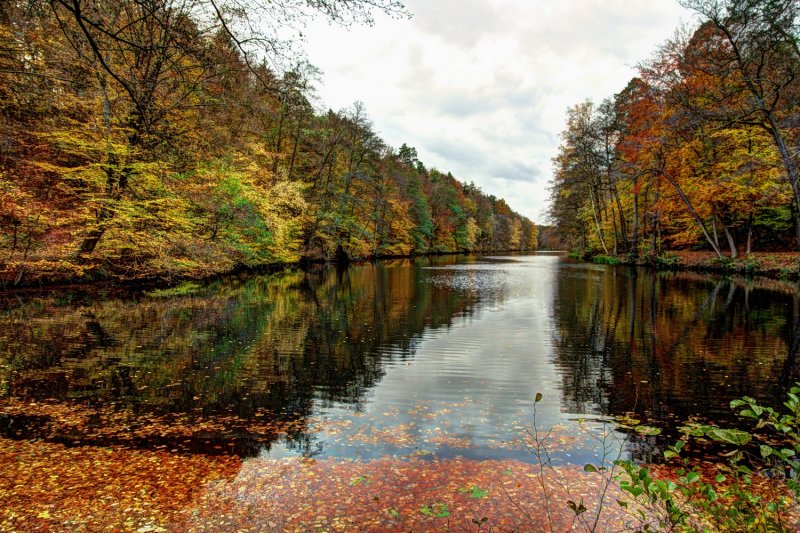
[678,0,800,246]
[1,0,538,285]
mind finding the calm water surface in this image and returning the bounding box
[1,254,798,464]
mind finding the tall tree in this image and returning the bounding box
[678,0,800,246]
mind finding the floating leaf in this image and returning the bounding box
[459,485,488,499]
[567,500,587,515]
[419,503,450,518]
[349,475,370,486]
[634,425,661,436]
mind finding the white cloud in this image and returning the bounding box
[303,0,695,222]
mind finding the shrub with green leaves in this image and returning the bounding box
[613,385,800,531]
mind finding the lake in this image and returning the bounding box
[2,253,797,530]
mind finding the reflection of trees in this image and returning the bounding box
[0,259,479,456]
[551,267,800,459]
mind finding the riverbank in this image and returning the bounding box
[584,251,800,281]
[0,255,291,291]
[0,249,533,290]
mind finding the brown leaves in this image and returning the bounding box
[0,437,240,532]
[5,432,797,531]
[0,431,629,532]
[183,455,633,532]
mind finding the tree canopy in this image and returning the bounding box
[548,0,800,258]
[0,0,535,284]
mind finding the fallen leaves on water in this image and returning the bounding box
[0,437,240,532]
[182,455,639,532]
[4,436,799,532]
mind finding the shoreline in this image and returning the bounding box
[579,250,800,282]
[6,249,797,293]
[0,249,533,292]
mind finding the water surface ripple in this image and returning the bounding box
[1,253,798,464]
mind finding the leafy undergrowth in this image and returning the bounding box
[652,251,800,278]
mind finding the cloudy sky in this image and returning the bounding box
[301,0,696,222]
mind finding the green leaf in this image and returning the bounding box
[534,392,543,403]
[420,503,449,518]
[433,503,450,518]
[584,463,597,473]
[460,486,488,498]
[760,445,773,459]
[707,428,752,446]
[686,472,700,484]
[635,425,661,436]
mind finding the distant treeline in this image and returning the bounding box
[549,0,800,259]
[0,1,536,284]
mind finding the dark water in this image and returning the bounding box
[1,254,798,464]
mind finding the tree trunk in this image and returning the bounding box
[631,176,639,256]
[589,189,610,255]
[611,184,628,251]
[765,113,800,249]
[746,212,753,255]
[272,101,285,175]
[288,116,303,180]
[723,224,737,259]
[662,171,723,258]
[78,70,117,257]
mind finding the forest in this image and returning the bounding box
[0,1,536,286]
[548,0,800,260]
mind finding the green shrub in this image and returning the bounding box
[739,255,761,275]
[592,255,621,265]
[614,385,800,531]
[655,253,681,269]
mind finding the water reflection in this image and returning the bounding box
[0,259,482,456]
[551,265,800,461]
[0,255,798,463]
